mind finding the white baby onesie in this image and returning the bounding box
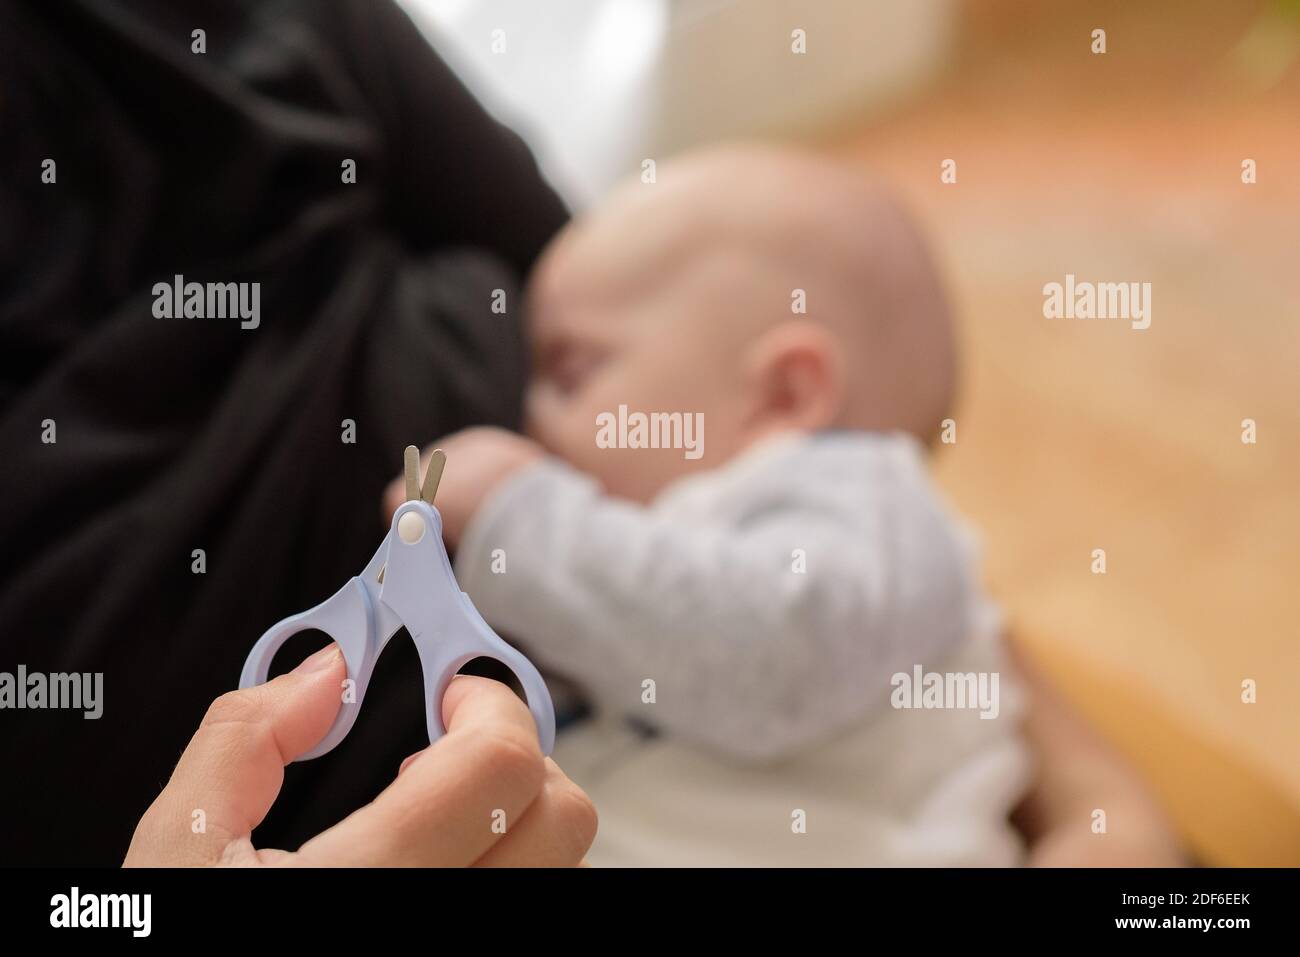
[455,429,1030,866]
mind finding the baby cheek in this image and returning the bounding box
[522,389,563,451]
[525,389,590,462]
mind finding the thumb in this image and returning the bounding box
[126,644,346,865]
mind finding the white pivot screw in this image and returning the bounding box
[398,511,426,544]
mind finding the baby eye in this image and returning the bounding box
[546,345,607,394]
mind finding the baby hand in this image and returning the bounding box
[384,427,544,549]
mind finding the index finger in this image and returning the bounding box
[296,676,546,866]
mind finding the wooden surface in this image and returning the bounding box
[835,0,1300,864]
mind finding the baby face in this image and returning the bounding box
[518,146,956,501]
[522,239,762,503]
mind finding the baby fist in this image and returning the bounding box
[384,427,544,549]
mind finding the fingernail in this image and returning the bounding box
[292,644,341,674]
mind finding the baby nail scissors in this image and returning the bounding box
[239,446,555,760]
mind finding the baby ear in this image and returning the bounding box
[741,321,844,433]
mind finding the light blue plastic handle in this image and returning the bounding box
[238,575,382,761]
[239,500,555,761]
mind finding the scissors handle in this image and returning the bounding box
[383,501,557,756]
[414,590,557,757]
[238,576,377,761]
[239,500,556,761]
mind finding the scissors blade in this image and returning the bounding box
[360,532,404,650]
[420,448,446,504]
[403,445,421,502]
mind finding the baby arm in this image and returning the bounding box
[428,431,978,763]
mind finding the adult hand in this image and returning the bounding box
[125,644,595,866]
[1009,643,1185,867]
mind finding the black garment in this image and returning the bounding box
[0,0,566,865]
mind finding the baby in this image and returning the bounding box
[389,146,1029,866]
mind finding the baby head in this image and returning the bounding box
[523,145,955,503]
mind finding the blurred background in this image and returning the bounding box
[404,0,1300,865]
